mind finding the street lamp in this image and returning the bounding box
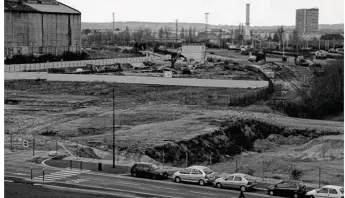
[112,88,115,168]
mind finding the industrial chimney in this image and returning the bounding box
[245,3,250,36]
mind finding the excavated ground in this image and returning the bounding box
[4,80,344,186]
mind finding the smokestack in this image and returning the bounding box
[246,3,250,27]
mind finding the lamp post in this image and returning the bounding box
[112,88,115,168]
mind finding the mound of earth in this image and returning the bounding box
[295,138,344,161]
[77,147,101,159]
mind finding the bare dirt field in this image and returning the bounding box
[5,79,343,187]
[5,48,343,187]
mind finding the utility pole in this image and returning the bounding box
[112,88,115,168]
[175,19,178,47]
[319,167,321,188]
[333,38,335,49]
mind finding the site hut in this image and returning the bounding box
[4,0,81,58]
[181,44,206,64]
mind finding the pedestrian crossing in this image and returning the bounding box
[32,168,89,182]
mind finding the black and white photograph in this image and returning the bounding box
[2,0,344,197]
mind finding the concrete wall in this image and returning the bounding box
[4,11,81,57]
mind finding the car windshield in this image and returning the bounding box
[340,188,344,194]
[202,168,213,174]
[150,164,159,170]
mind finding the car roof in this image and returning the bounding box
[229,173,248,177]
[323,185,344,189]
[135,162,153,165]
[188,166,209,170]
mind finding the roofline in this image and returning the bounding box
[5,9,81,15]
[57,1,81,14]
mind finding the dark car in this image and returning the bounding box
[130,162,169,180]
[268,181,307,198]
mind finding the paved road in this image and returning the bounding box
[4,72,268,88]
[5,152,276,198]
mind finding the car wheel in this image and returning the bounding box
[293,193,298,198]
[216,183,222,189]
[240,185,246,192]
[268,190,274,196]
[132,172,137,177]
[199,180,205,186]
[174,177,181,183]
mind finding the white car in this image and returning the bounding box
[172,166,216,186]
[306,185,344,198]
[213,173,257,192]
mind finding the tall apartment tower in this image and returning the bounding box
[295,8,319,35]
[245,3,250,36]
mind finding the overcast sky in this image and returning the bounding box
[60,0,344,26]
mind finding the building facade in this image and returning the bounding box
[4,0,81,57]
[295,8,319,35]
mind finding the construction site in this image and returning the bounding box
[4,1,344,194]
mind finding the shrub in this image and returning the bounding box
[272,175,282,180]
[291,169,303,180]
[217,58,222,62]
[273,60,344,119]
[207,57,213,62]
[246,168,255,176]
[122,49,131,53]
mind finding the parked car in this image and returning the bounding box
[336,48,344,54]
[213,173,257,192]
[130,162,169,180]
[268,180,307,198]
[172,166,216,186]
[306,185,344,198]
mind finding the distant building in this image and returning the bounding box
[295,8,319,35]
[4,0,81,57]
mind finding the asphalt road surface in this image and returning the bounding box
[5,153,277,198]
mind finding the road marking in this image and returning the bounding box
[148,185,178,191]
[82,177,105,182]
[32,170,83,182]
[189,191,217,196]
[5,172,29,176]
[10,173,29,176]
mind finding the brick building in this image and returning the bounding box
[4,0,81,57]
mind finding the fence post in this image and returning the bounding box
[235,157,238,172]
[56,141,58,154]
[70,160,72,170]
[162,150,165,169]
[80,161,83,171]
[185,151,188,168]
[76,141,78,159]
[209,154,212,167]
[33,138,35,156]
[10,133,13,151]
[31,167,33,180]
[262,161,264,182]
[319,167,321,188]
[42,168,45,182]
